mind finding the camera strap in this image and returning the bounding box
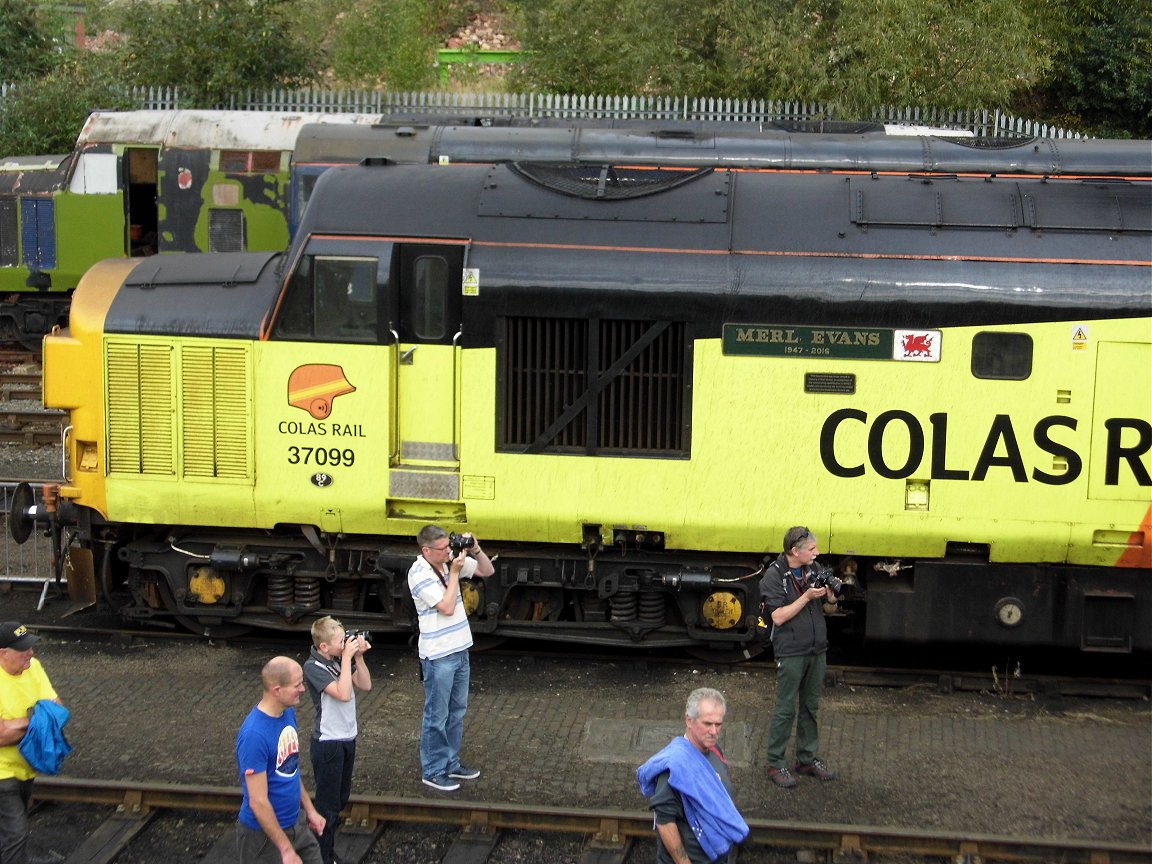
[788,567,809,597]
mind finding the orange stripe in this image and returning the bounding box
[472,239,1150,267]
[1117,504,1152,569]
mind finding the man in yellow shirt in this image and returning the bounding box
[0,621,61,864]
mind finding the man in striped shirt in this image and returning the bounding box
[408,525,494,792]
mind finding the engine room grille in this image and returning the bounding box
[106,342,175,475]
[106,341,253,479]
[181,344,252,479]
[208,209,246,253]
[509,163,713,200]
[499,316,690,457]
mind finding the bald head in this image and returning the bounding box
[261,656,301,691]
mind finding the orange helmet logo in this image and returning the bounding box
[288,365,356,420]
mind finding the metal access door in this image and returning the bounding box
[1089,341,1151,501]
[390,243,467,506]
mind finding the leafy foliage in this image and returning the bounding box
[510,0,1147,135]
[0,54,133,155]
[1020,0,1151,137]
[0,0,55,81]
[106,0,320,107]
[329,0,440,89]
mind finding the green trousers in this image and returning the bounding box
[766,651,826,768]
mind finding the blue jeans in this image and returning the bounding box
[419,650,470,778]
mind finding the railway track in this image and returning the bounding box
[0,354,60,444]
[30,776,1152,864]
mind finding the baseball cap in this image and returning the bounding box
[0,621,40,651]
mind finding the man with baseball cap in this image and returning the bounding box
[0,621,61,864]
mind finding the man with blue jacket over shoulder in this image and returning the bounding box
[637,687,748,864]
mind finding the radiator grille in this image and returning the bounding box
[106,342,175,475]
[106,341,252,479]
[500,317,689,456]
[181,345,252,479]
[208,209,246,253]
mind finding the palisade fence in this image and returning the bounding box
[0,83,1087,139]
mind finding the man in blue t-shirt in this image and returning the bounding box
[236,656,325,864]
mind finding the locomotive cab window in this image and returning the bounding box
[273,253,383,343]
[971,331,1033,380]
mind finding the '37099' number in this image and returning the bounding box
[288,446,356,467]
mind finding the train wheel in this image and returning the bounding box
[686,642,767,664]
[174,615,252,639]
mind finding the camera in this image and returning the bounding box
[448,532,475,555]
[809,564,845,598]
[347,629,372,643]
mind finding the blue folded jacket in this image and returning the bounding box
[18,699,73,775]
[637,736,749,861]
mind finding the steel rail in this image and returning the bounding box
[32,776,1152,863]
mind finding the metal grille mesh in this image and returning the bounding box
[182,344,252,479]
[501,316,688,455]
[106,341,174,475]
[208,209,246,253]
[508,163,713,200]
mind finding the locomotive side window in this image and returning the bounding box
[273,254,381,343]
[971,331,1033,380]
[411,255,448,340]
[498,316,691,458]
[219,150,282,174]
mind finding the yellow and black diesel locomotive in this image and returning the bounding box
[12,133,1151,659]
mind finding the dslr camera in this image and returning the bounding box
[808,563,845,598]
[347,629,372,643]
[448,532,475,555]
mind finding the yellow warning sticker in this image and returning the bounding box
[1071,324,1090,351]
[462,268,480,296]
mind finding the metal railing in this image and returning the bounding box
[0,83,1088,139]
[0,482,56,585]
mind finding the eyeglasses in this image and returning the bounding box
[429,542,451,552]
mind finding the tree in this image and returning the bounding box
[107,0,320,107]
[0,54,133,156]
[0,0,55,82]
[814,0,1046,115]
[329,0,440,89]
[1022,0,1152,137]
[508,0,1151,136]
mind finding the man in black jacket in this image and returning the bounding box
[760,527,838,789]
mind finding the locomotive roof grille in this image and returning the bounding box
[508,162,714,200]
[950,135,1037,149]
